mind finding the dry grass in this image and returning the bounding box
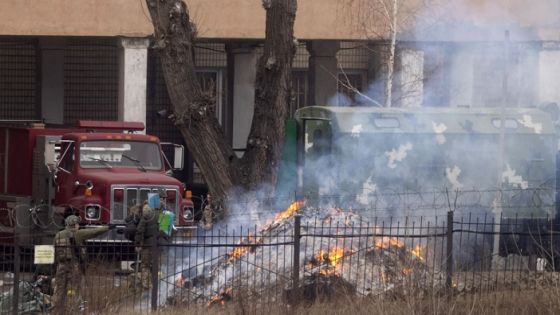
[104,287,560,315]
[70,263,560,315]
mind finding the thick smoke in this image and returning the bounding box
[158,0,560,303]
[316,0,558,215]
[313,0,560,270]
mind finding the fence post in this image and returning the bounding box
[12,238,20,315]
[292,215,301,293]
[446,211,454,290]
[150,238,159,311]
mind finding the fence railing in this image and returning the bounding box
[3,209,560,314]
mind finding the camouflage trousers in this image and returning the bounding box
[131,248,153,290]
[202,207,214,225]
[52,262,83,314]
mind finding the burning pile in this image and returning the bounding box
[167,201,441,307]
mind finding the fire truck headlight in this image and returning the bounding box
[183,207,194,221]
[85,204,101,220]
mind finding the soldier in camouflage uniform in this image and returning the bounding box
[201,193,224,230]
[134,194,162,290]
[53,215,109,313]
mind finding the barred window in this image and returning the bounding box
[0,39,37,120]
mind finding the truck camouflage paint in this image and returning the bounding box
[294,106,557,219]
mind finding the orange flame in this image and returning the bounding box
[225,235,259,264]
[375,237,405,249]
[207,288,232,307]
[316,247,345,267]
[275,200,304,221]
[224,201,302,265]
[227,247,249,264]
[410,245,424,261]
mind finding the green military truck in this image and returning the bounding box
[291,105,558,262]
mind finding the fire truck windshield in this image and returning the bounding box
[79,140,162,170]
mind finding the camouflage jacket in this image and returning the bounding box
[54,226,108,263]
[134,204,160,247]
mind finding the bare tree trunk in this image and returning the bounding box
[145,0,297,198]
[145,0,235,199]
[385,0,398,107]
[238,0,297,191]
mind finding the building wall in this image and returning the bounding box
[0,0,152,37]
[1,0,558,40]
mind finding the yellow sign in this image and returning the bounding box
[34,245,55,264]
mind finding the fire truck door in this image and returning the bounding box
[54,142,77,207]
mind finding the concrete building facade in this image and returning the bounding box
[1,0,560,187]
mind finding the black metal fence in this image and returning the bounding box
[3,206,560,314]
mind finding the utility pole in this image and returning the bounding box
[492,30,509,269]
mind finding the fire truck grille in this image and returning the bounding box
[110,186,179,223]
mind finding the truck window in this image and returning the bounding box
[79,140,163,170]
[304,120,331,159]
[59,142,75,172]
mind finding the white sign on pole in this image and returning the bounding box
[34,245,55,264]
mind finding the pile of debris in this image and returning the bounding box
[166,202,443,307]
[0,275,52,314]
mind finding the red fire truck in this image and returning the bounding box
[0,120,195,246]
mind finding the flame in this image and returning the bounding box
[410,245,424,261]
[224,201,302,265]
[316,247,345,267]
[308,247,347,275]
[275,200,304,221]
[175,274,186,288]
[207,288,232,307]
[225,235,259,264]
[402,267,413,275]
[227,246,249,263]
[375,237,405,249]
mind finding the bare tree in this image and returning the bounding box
[385,0,398,107]
[145,0,297,200]
[342,0,438,107]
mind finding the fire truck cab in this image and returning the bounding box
[0,120,195,246]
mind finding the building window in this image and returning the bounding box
[472,47,504,108]
[64,38,119,124]
[0,39,37,120]
[146,44,227,187]
[290,70,308,117]
[336,42,370,106]
[191,69,224,185]
[423,45,449,107]
[196,69,224,124]
[337,71,366,106]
